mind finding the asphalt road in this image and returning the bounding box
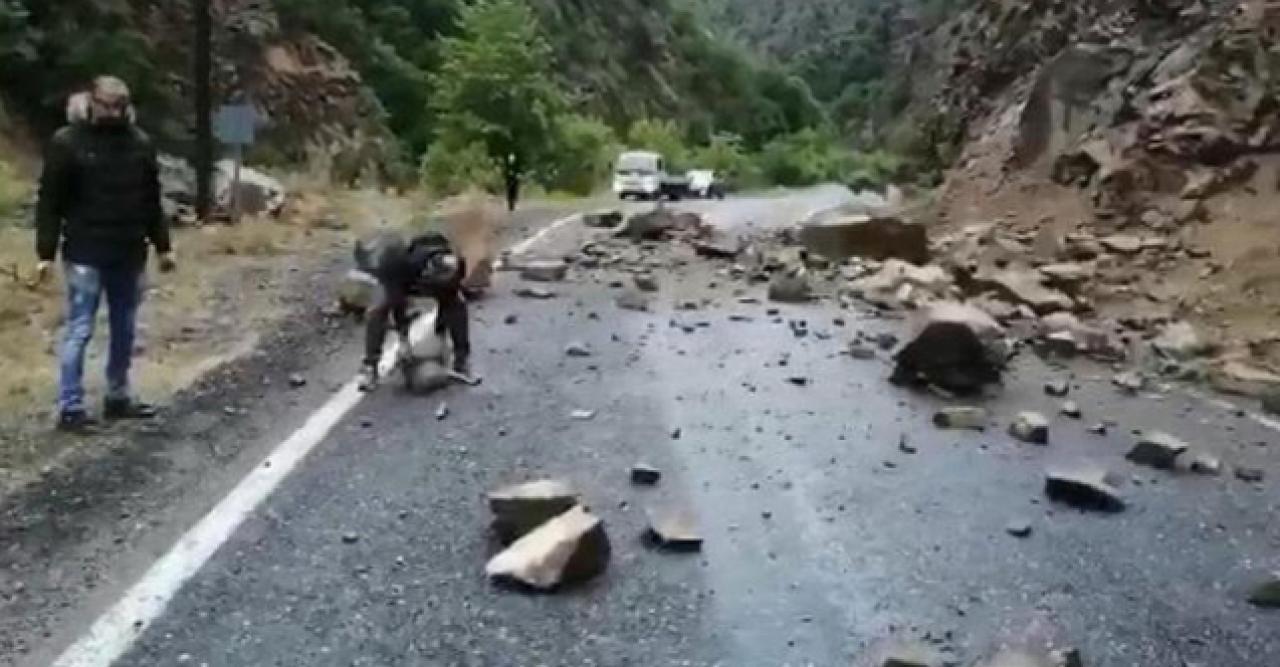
[11,188,1280,666]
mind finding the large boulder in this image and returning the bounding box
[485,505,611,590]
[214,159,286,217]
[768,272,812,304]
[892,302,1008,394]
[1152,321,1211,360]
[1045,467,1124,512]
[487,479,579,543]
[798,213,929,264]
[583,209,623,228]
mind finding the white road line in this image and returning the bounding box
[53,212,581,667]
[1187,388,1280,435]
[508,212,581,257]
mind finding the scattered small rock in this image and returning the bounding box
[1060,401,1082,419]
[1127,431,1189,469]
[515,287,556,300]
[631,464,662,486]
[288,374,307,388]
[1087,422,1108,435]
[1189,453,1221,475]
[1009,411,1050,445]
[876,332,899,350]
[341,532,360,544]
[787,376,810,387]
[849,344,877,360]
[1235,466,1265,483]
[634,273,659,292]
[565,341,592,358]
[1044,379,1070,397]
[616,289,650,312]
[571,409,596,421]
[1005,520,1033,538]
[435,402,449,421]
[646,505,703,551]
[898,434,917,454]
[518,259,568,282]
[933,406,988,430]
[1045,467,1124,511]
[504,314,518,325]
[1112,371,1145,393]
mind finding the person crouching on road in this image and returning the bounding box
[354,231,471,391]
[35,76,175,433]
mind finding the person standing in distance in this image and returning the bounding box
[34,76,175,433]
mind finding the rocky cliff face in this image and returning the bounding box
[927,0,1280,392]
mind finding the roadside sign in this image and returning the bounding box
[214,104,256,146]
[213,103,257,222]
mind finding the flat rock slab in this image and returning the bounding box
[1249,574,1280,608]
[518,259,569,282]
[1127,431,1189,469]
[485,505,611,591]
[616,289,651,312]
[515,287,557,299]
[488,479,579,543]
[1101,234,1142,254]
[1009,411,1050,444]
[1046,467,1124,511]
[646,505,703,551]
[630,464,661,486]
[933,406,988,430]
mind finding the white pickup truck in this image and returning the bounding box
[612,151,688,201]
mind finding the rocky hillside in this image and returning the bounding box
[921,0,1280,394]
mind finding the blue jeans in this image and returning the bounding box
[58,263,144,414]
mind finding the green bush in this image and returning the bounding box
[420,140,499,195]
[543,114,619,196]
[689,132,761,188]
[626,118,687,171]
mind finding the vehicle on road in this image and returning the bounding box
[686,169,727,199]
[612,150,688,201]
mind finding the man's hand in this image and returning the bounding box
[157,252,176,274]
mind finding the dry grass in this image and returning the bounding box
[0,182,404,471]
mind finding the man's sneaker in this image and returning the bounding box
[57,411,100,434]
[357,365,379,392]
[104,398,158,421]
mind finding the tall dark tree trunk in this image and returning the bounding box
[194,0,213,223]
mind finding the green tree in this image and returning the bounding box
[690,132,759,185]
[626,118,687,170]
[544,114,619,196]
[420,140,500,194]
[427,0,566,185]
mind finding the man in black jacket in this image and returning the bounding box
[354,231,471,392]
[35,76,175,432]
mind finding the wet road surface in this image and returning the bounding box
[13,188,1280,666]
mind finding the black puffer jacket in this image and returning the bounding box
[35,123,170,268]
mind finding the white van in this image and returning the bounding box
[612,151,687,200]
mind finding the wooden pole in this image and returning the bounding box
[194,0,213,224]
